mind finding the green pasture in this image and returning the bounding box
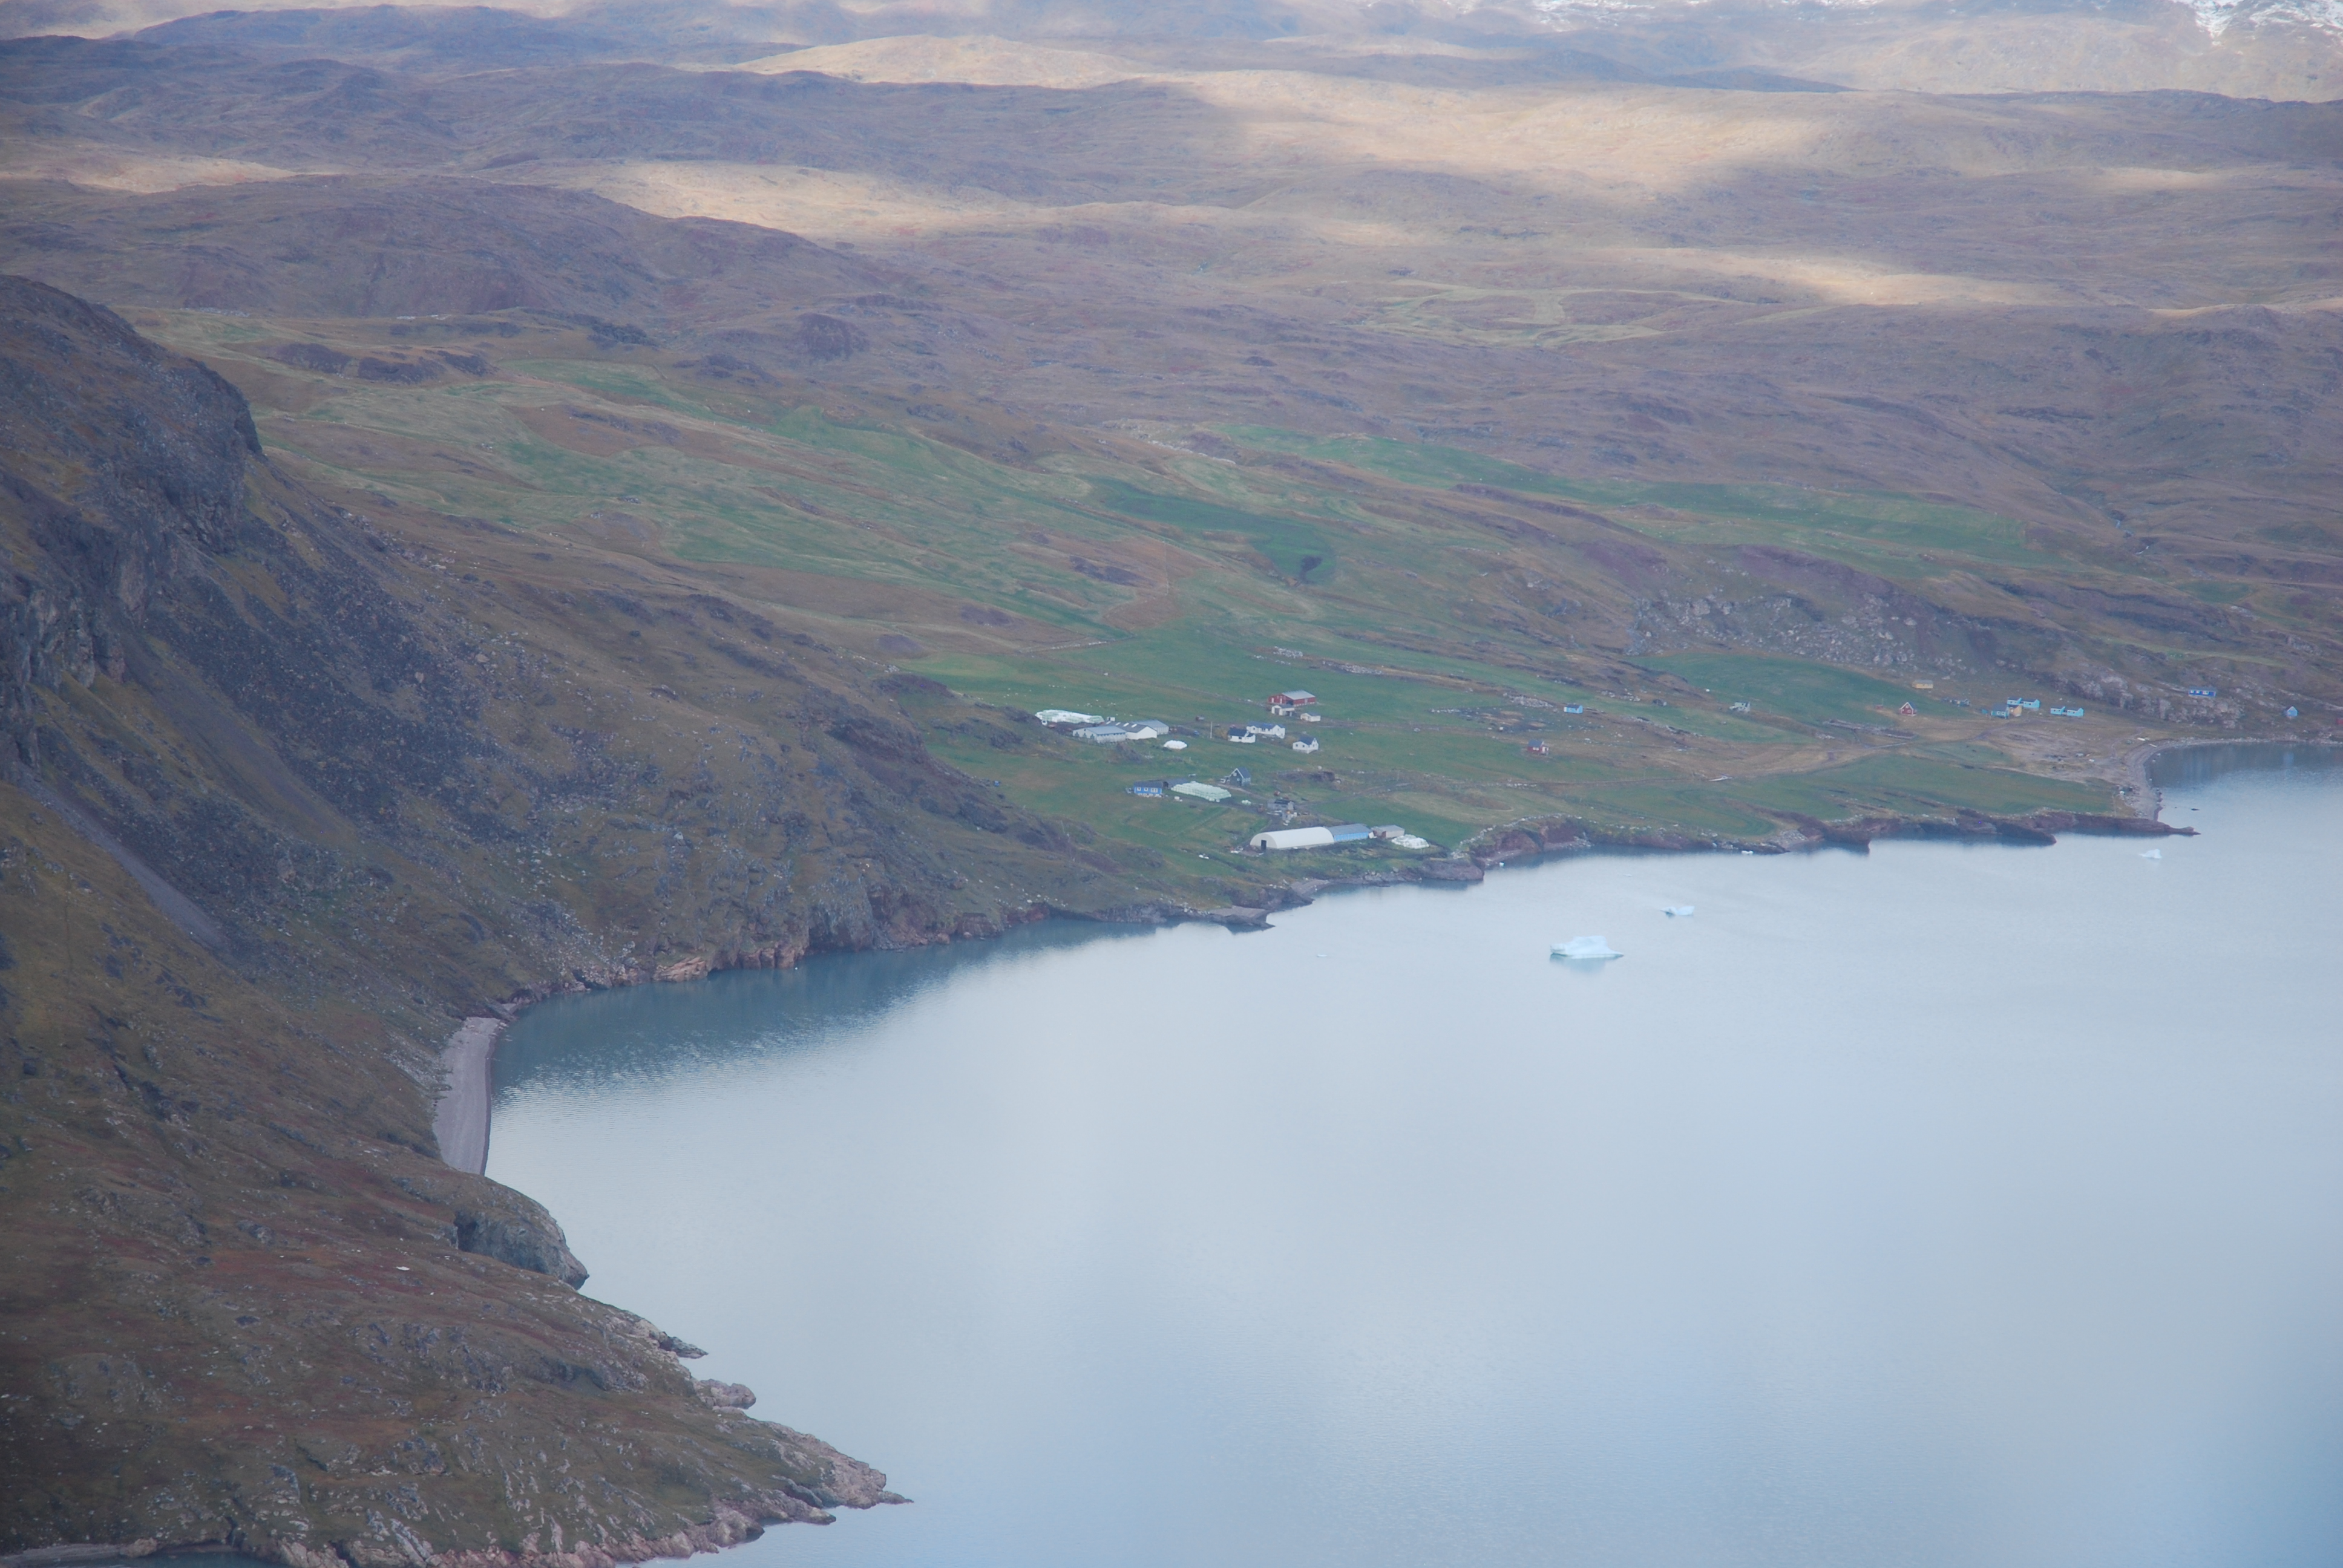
[185,313,2139,855]
[1633,652,1925,725]
[1081,479,1339,583]
[1728,753,2111,820]
[1217,425,2062,572]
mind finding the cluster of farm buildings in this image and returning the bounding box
[1033,687,1428,852]
[1034,689,1329,756]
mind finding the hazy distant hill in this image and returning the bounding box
[0,0,2336,98]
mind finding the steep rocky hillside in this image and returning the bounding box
[0,275,1165,1564]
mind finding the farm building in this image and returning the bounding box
[1248,822,1378,851]
[1075,719,1170,743]
[1127,780,1167,797]
[1172,781,1233,802]
[1268,689,1317,713]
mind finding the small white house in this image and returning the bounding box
[1246,723,1286,740]
[1291,737,1319,753]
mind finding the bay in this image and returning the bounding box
[489,745,2343,1568]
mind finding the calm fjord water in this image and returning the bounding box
[490,748,2343,1568]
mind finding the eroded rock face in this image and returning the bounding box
[693,1379,757,1410]
[794,313,865,361]
[453,1190,591,1289]
[0,277,259,766]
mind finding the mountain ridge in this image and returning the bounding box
[0,0,2336,101]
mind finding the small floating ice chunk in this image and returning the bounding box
[2140,848,2161,860]
[1552,935,1622,961]
[1663,905,1695,918]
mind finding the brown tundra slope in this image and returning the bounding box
[0,274,1170,1565]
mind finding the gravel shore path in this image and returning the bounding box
[433,1016,505,1175]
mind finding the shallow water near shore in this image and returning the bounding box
[491,745,2343,1568]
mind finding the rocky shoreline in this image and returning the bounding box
[1172,798,2197,929]
[427,782,2212,1252]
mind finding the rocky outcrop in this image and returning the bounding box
[693,1380,757,1411]
[0,279,259,773]
[453,1191,591,1289]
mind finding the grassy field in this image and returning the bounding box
[149,309,2151,864]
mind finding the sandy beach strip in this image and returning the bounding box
[434,1016,505,1175]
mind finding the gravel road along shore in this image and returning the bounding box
[434,1016,504,1175]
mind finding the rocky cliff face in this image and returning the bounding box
[0,276,1130,1566]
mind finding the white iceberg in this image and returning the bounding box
[2140,848,2161,860]
[1552,935,1622,961]
[1663,905,1695,918]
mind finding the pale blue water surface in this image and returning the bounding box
[488,746,2343,1568]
